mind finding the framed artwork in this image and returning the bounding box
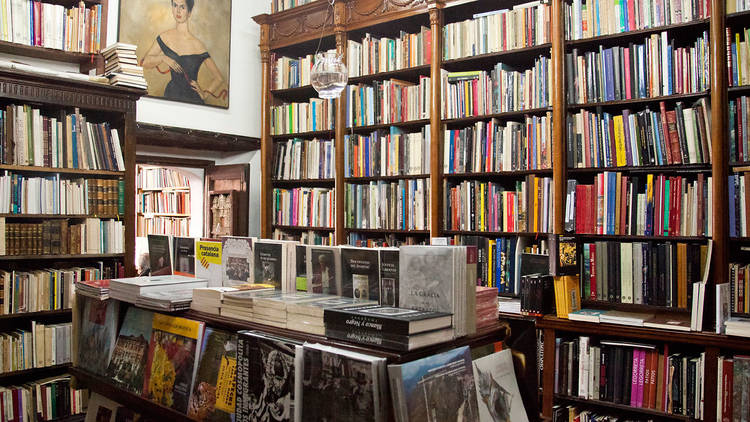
[118,0,231,108]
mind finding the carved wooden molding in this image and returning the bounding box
[345,0,426,23]
[269,5,334,46]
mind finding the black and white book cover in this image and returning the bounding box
[306,246,341,295]
[236,331,300,422]
[388,346,478,422]
[378,248,400,307]
[472,349,529,422]
[323,304,452,336]
[254,241,285,290]
[148,234,173,276]
[341,247,380,302]
[297,344,386,422]
[221,236,253,287]
[173,236,196,277]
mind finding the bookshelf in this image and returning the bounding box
[136,166,192,237]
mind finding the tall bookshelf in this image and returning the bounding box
[256,0,744,420]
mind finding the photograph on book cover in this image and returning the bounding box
[118,0,231,108]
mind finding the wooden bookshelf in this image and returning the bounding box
[0,309,71,320]
[345,174,429,182]
[555,394,693,421]
[444,169,553,178]
[442,107,553,126]
[272,225,335,232]
[567,91,710,110]
[568,164,712,174]
[0,214,123,219]
[348,118,431,133]
[348,64,431,85]
[0,253,125,261]
[565,18,710,48]
[344,228,430,235]
[270,129,335,140]
[0,364,71,382]
[0,164,125,177]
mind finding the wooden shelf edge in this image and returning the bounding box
[0,164,125,176]
[442,43,552,66]
[569,91,709,109]
[568,164,712,174]
[555,394,692,420]
[345,174,430,182]
[0,309,71,320]
[0,363,71,381]
[565,18,710,47]
[0,253,125,260]
[0,214,123,219]
[273,225,334,231]
[344,228,430,234]
[444,169,553,178]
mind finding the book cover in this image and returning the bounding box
[379,248,400,306]
[324,304,452,335]
[341,247,380,302]
[398,246,455,315]
[173,236,196,277]
[254,240,284,290]
[295,244,307,291]
[187,328,237,422]
[195,240,223,287]
[105,306,154,395]
[388,346,478,422]
[236,331,300,422]
[142,313,204,413]
[77,297,119,376]
[306,246,341,295]
[222,236,253,287]
[148,234,173,276]
[473,349,529,422]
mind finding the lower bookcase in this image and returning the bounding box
[71,305,509,422]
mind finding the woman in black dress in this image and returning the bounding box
[141,0,225,105]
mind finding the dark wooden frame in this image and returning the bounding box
[136,123,260,152]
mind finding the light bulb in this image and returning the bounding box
[311,51,347,99]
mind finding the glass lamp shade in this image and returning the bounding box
[311,51,347,99]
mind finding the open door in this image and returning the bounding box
[205,164,250,237]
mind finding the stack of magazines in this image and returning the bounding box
[101,43,147,89]
[136,289,194,312]
[75,279,110,300]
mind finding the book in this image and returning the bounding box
[378,247,400,306]
[221,236,254,287]
[195,240,223,287]
[148,234,173,276]
[77,297,119,376]
[253,239,296,292]
[567,309,606,323]
[643,314,692,332]
[325,325,455,351]
[236,331,301,422]
[105,306,154,395]
[388,346,478,422]
[340,246,381,302]
[473,349,529,422]
[173,236,196,277]
[599,310,655,327]
[187,328,237,422]
[142,314,205,413]
[305,245,342,295]
[324,304,452,336]
[717,282,731,334]
[109,274,207,304]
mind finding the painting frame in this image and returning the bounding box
[117,0,232,109]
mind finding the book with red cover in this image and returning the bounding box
[721,357,733,422]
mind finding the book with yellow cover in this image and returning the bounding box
[142,313,205,413]
[554,275,582,319]
[187,328,237,422]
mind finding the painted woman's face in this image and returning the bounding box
[171,0,190,23]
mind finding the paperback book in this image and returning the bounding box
[105,306,154,395]
[378,248,400,306]
[472,349,529,422]
[222,236,254,287]
[173,236,196,277]
[305,245,342,295]
[341,246,381,302]
[196,240,223,287]
[148,234,173,276]
[77,297,119,376]
[187,328,237,422]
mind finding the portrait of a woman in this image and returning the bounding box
[119,0,231,107]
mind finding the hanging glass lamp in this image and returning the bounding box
[311,50,347,99]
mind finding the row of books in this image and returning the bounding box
[272,187,334,228]
[348,232,425,247]
[567,173,713,236]
[444,176,554,233]
[0,1,103,54]
[729,95,749,163]
[555,337,706,418]
[727,0,750,12]
[270,99,334,135]
[0,105,125,171]
[579,241,709,308]
[86,178,124,216]
[567,99,712,169]
[443,114,552,173]
[273,137,334,181]
[346,77,431,127]
[0,173,105,215]
[344,126,431,178]
[729,173,750,237]
[0,264,119,314]
[347,28,432,78]
[728,26,749,87]
[728,262,750,314]
[0,322,70,374]
[442,2,550,60]
[565,31,710,104]
[440,58,551,119]
[345,179,430,231]
[0,218,123,256]
[136,215,190,237]
[717,354,750,421]
[272,228,334,245]
[552,406,654,422]
[0,375,87,422]
[271,50,329,90]
[137,190,190,215]
[565,0,710,41]
[136,166,190,190]
[270,0,314,13]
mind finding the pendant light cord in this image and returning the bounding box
[313,0,336,57]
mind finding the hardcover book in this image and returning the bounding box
[341,246,380,302]
[254,240,285,289]
[472,349,529,422]
[305,246,342,295]
[195,240,223,287]
[187,328,237,422]
[148,234,173,276]
[378,248,400,306]
[236,331,301,422]
[142,314,205,413]
[77,297,119,376]
[222,236,254,287]
[105,306,154,395]
[387,346,478,422]
[173,236,196,277]
[297,344,386,422]
[323,304,452,336]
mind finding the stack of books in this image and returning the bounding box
[190,287,238,315]
[75,279,110,300]
[250,292,327,328]
[219,289,279,321]
[109,275,207,304]
[135,289,194,312]
[476,286,498,329]
[324,304,453,351]
[725,317,750,337]
[287,295,371,335]
[101,43,147,89]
